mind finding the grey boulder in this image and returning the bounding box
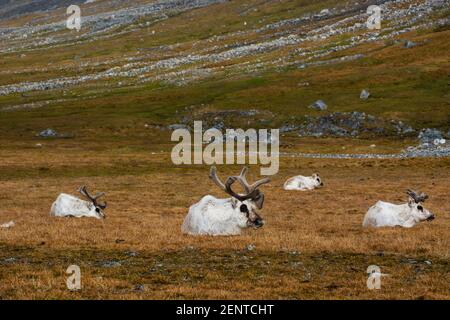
[38,128,58,137]
[360,89,370,100]
[309,100,327,111]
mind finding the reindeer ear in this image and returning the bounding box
[254,193,265,209]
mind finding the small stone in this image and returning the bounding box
[134,284,145,291]
[404,40,417,48]
[360,89,370,100]
[125,251,138,257]
[3,257,16,264]
[101,260,122,268]
[418,128,443,144]
[38,128,57,137]
[309,100,327,111]
[424,260,432,265]
[246,244,255,251]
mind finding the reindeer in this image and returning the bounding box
[363,190,435,228]
[283,173,323,191]
[50,186,107,219]
[182,167,270,236]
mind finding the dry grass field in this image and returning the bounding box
[0,138,449,299]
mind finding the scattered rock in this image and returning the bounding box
[404,40,417,48]
[401,258,418,264]
[101,260,122,268]
[134,284,145,291]
[38,128,57,137]
[302,272,312,283]
[0,0,447,94]
[360,89,370,100]
[309,100,327,111]
[297,112,414,138]
[403,136,450,158]
[2,257,17,264]
[418,128,443,144]
[125,250,138,257]
[280,123,299,133]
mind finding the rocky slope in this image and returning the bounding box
[0,0,449,157]
[0,0,448,95]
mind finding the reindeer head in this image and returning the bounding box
[209,166,270,229]
[78,186,107,219]
[406,189,435,222]
[312,173,324,188]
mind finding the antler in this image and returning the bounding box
[232,167,270,194]
[209,166,270,207]
[209,167,253,201]
[78,186,107,209]
[406,189,429,203]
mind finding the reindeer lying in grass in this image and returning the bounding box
[283,173,323,191]
[182,167,270,236]
[50,186,107,219]
[363,190,435,228]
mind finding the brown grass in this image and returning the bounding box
[0,142,449,299]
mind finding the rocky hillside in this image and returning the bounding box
[0,0,449,146]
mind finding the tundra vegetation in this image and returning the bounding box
[0,0,449,299]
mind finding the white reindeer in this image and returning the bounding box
[50,186,107,219]
[182,167,270,236]
[363,190,435,228]
[283,173,323,190]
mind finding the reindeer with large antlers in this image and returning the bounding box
[50,186,107,219]
[182,167,270,236]
[363,189,435,228]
